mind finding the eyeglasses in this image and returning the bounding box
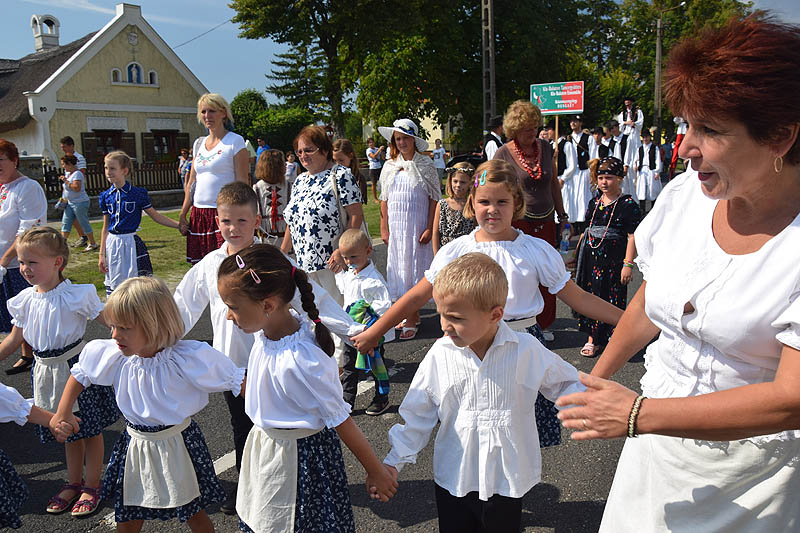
[295,147,319,157]
[0,158,11,163]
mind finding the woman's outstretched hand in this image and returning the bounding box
[556,372,639,440]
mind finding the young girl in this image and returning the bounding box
[432,162,477,254]
[0,227,118,517]
[253,149,290,246]
[0,383,55,529]
[353,158,624,447]
[59,154,98,251]
[284,151,299,186]
[333,138,367,205]
[51,276,244,532]
[215,245,396,532]
[573,157,641,357]
[98,151,180,294]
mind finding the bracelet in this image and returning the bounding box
[627,395,646,438]
[557,212,569,222]
[622,260,635,268]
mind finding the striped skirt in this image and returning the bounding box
[186,206,224,264]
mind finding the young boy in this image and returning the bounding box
[634,129,663,213]
[173,181,363,514]
[334,228,393,415]
[383,253,584,533]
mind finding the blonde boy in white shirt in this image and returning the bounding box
[383,253,584,532]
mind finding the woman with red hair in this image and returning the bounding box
[556,14,800,531]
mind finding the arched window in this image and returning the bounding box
[111,68,121,83]
[148,70,158,85]
[127,62,142,84]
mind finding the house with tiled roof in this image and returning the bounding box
[0,3,207,169]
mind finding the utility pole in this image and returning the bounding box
[481,0,496,133]
[653,1,686,145]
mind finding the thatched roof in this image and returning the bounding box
[0,33,95,133]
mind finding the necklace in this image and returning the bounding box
[512,140,542,180]
[586,196,619,249]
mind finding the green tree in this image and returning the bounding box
[230,88,269,142]
[266,40,327,121]
[251,105,315,154]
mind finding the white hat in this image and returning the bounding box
[378,118,428,152]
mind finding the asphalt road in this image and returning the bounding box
[1,242,646,532]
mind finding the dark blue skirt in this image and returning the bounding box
[0,449,28,529]
[239,427,355,533]
[0,268,29,333]
[102,420,225,523]
[526,324,562,448]
[104,234,153,295]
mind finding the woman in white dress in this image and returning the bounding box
[556,15,800,531]
[377,119,441,340]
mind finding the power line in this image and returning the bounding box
[173,19,231,49]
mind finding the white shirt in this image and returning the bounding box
[63,170,89,203]
[334,261,394,342]
[635,170,800,443]
[611,134,633,166]
[427,230,570,320]
[71,339,245,427]
[0,175,47,269]
[617,108,644,136]
[366,147,382,170]
[8,280,102,351]
[285,161,299,183]
[384,321,584,500]
[173,242,363,368]
[636,142,662,174]
[192,131,247,208]
[245,311,351,430]
[73,150,87,171]
[485,132,502,160]
[558,137,578,182]
[432,147,446,169]
[0,383,33,426]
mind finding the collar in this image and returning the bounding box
[353,261,376,277]
[440,320,519,353]
[491,131,502,141]
[114,181,132,193]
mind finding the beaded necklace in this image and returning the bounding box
[512,139,542,180]
[586,194,620,249]
[0,184,8,210]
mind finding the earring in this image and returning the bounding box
[774,156,784,174]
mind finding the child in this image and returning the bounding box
[334,229,393,415]
[51,276,244,532]
[333,138,368,205]
[284,151,299,186]
[573,157,641,357]
[216,245,397,532]
[353,158,623,447]
[59,154,98,251]
[98,151,180,294]
[634,129,663,213]
[432,162,477,254]
[0,227,118,517]
[173,181,365,514]
[383,253,585,532]
[252,149,289,246]
[0,383,55,529]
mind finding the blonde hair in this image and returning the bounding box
[503,100,543,140]
[104,150,133,177]
[445,161,474,198]
[463,159,526,220]
[338,228,371,251]
[17,227,69,279]
[196,93,233,129]
[104,277,185,353]
[434,253,508,312]
[332,138,360,179]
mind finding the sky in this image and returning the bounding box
[2,0,798,107]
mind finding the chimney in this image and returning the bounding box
[31,14,60,52]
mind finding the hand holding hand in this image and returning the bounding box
[50,412,80,443]
[556,372,639,440]
[366,464,399,502]
[178,218,189,237]
[351,327,380,354]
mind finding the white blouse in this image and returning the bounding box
[635,170,800,443]
[8,280,102,351]
[173,242,364,368]
[245,311,351,430]
[0,175,47,269]
[425,229,571,320]
[334,261,394,342]
[384,321,584,500]
[71,339,245,427]
[0,383,33,426]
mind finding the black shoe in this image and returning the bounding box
[5,356,33,375]
[365,395,390,416]
[220,490,237,515]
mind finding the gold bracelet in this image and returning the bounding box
[627,395,646,438]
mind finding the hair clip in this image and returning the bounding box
[235,254,261,284]
[291,266,296,277]
[475,169,487,187]
[248,269,261,284]
[235,254,246,269]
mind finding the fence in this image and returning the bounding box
[42,162,182,200]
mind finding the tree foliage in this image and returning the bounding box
[230,88,269,142]
[250,106,316,154]
[266,40,328,121]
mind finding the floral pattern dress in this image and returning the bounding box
[284,165,362,273]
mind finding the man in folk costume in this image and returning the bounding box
[634,129,663,212]
[669,116,688,179]
[617,97,644,138]
[482,115,504,161]
[604,119,637,201]
[561,115,591,231]
[592,127,607,159]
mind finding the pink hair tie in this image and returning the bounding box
[291,266,296,276]
[313,318,321,324]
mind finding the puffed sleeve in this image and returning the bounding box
[64,283,103,320]
[335,166,362,207]
[286,342,351,428]
[174,341,245,396]
[173,260,210,335]
[16,179,47,234]
[524,237,571,294]
[71,339,125,387]
[773,286,800,351]
[6,287,34,328]
[384,348,441,471]
[0,383,33,426]
[516,336,585,405]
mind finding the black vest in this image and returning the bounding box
[622,106,639,124]
[482,133,502,161]
[557,138,567,176]
[638,144,657,169]
[573,132,589,170]
[619,134,629,161]
[598,143,610,159]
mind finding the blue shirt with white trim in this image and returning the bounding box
[99,182,152,234]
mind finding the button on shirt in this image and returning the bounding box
[99,182,152,234]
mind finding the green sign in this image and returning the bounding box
[530,81,584,115]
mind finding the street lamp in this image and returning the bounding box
[654,1,686,146]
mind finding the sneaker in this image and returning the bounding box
[72,236,88,248]
[84,243,99,252]
[365,395,390,416]
[542,329,555,342]
[220,489,237,516]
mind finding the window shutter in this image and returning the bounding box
[120,133,137,160]
[176,132,191,152]
[80,132,98,170]
[141,132,155,163]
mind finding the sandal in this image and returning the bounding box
[399,325,418,340]
[394,319,408,331]
[71,484,102,517]
[46,481,83,514]
[580,343,597,357]
[5,356,33,375]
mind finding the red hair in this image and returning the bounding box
[664,14,800,165]
[0,139,19,165]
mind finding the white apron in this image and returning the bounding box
[105,232,138,290]
[32,341,84,413]
[123,418,200,508]
[505,317,538,332]
[636,167,662,201]
[237,426,322,533]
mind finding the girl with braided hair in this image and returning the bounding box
[216,244,397,532]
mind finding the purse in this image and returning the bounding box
[330,164,370,247]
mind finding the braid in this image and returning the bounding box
[292,268,335,357]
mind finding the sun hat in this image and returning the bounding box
[378,118,428,152]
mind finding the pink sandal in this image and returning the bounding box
[46,481,82,514]
[71,484,102,517]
